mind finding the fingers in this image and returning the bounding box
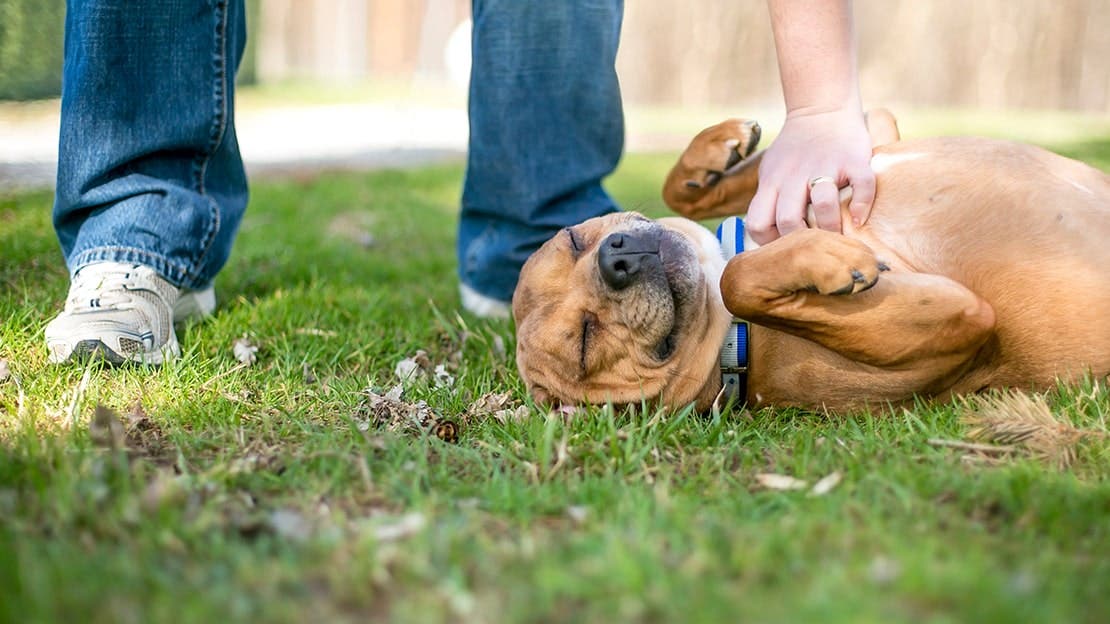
[846,167,876,227]
[746,187,780,245]
[775,178,809,238]
[808,178,841,232]
[750,176,837,244]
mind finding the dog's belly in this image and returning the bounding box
[843,137,1110,389]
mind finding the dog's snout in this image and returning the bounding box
[597,231,661,290]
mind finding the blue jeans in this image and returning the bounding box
[55,0,622,300]
[458,0,625,303]
[54,0,248,290]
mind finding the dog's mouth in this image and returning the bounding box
[653,231,703,361]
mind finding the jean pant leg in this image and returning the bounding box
[54,0,248,290]
[458,0,625,303]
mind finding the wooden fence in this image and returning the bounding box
[255,0,1110,112]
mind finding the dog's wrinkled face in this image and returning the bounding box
[513,212,733,410]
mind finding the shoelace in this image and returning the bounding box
[67,266,143,309]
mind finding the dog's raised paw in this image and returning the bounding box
[674,119,761,190]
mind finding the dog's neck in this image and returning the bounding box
[716,217,752,404]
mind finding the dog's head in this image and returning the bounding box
[513,212,733,411]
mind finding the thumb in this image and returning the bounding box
[847,167,876,227]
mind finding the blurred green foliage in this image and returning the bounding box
[0,0,258,101]
[0,0,65,100]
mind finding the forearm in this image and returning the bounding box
[766,0,861,115]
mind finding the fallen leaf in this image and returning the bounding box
[359,385,442,437]
[809,471,843,496]
[384,384,404,402]
[465,392,530,425]
[495,405,530,424]
[755,473,808,491]
[433,364,455,388]
[233,336,259,365]
[467,392,514,414]
[395,358,424,383]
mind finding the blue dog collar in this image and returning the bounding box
[716,217,750,404]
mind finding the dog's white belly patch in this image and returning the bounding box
[871,152,926,174]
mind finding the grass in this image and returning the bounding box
[2,122,1110,623]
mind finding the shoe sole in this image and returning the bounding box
[49,334,181,366]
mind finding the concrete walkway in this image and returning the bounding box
[0,96,777,193]
[0,101,470,192]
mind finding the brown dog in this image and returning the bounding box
[512,111,1110,411]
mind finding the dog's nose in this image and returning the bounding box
[597,231,660,290]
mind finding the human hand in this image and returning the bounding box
[746,107,876,245]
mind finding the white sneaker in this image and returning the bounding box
[44,262,215,365]
[459,283,511,319]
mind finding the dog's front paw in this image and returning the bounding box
[787,229,888,296]
[664,119,761,196]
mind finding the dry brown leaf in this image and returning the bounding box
[465,392,530,425]
[467,391,514,414]
[395,358,423,383]
[433,364,455,388]
[395,349,437,384]
[359,385,458,442]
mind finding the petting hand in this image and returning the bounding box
[746,107,876,245]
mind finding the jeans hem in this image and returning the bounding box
[70,247,197,289]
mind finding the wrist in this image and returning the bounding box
[784,97,863,121]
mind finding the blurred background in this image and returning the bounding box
[2,0,1109,190]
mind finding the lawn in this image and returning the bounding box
[1,117,1109,623]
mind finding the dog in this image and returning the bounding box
[512,111,1110,411]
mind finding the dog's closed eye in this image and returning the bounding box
[580,312,598,375]
[565,227,583,256]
